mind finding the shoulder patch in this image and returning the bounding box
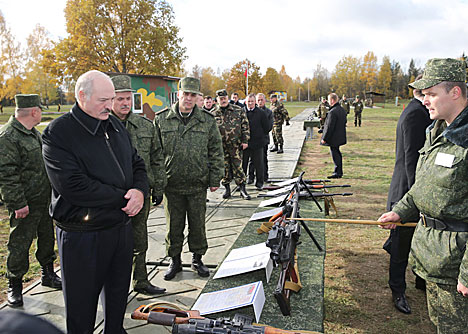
[155,107,169,116]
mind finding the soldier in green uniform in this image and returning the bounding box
[340,94,350,115]
[110,75,166,295]
[269,94,289,153]
[154,77,224,281]
[0,94,61,307]
[352,95,364,127]
[379,58,468,333]
[213,89,251,200]
[317,96,329,133]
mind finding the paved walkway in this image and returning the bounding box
[0,109,316,333]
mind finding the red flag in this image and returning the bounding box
[244,68,248,77]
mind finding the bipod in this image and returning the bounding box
[296,213,323,252]
[279,175,323,212]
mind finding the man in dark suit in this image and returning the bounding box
[320,93,347,178]
[383,79,431,314]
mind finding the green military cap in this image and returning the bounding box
[14,94,43,109]
[111,75,135,92]
[270,93,277,98]
[178,77,201,94]
[216,89,228,97]
[409,58,467,90]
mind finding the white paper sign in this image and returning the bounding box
[435,152,455,168]
[192,281,265,322]
[259,194,287,207]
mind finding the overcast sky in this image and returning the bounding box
[1,0,468,79]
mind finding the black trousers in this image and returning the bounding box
[242,147,264,188]
[330,146,343,176]
[384,226,421,294]
[56,221,133,334]
[248,144,269,181]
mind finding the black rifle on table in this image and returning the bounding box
[265,172,323,316]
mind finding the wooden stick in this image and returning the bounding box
[288,217,417,227]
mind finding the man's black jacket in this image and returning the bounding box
[321,103,347,147]
[244,106,270,149]
[42,103,148,231]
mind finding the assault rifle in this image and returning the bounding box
[131,305,316,334]
[265,172,323,316]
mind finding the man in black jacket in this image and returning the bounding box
[321,93,347,178]
[42,70,148,334]
[242,93,270,190]
[382,80,431,314]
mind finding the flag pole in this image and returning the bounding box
[246,60,249,96]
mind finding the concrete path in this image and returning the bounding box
[0,108,315,333]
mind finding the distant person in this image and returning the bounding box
[203,95,215,113]
[0,94,62,308]
[230,92,244,108]
[382,74,431,314]
[320,93,347,179]
[242,93,270,190]
[269,94,289,153]
[340,95,350,114]
[317,96,329,133]
[352,95,364,127]
[378,58,468,333]
[196,93,204,109]
[57,103,61,112]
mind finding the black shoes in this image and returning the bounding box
[270,145,278,152]
[164,256,182,281]
[41,263,62,289]
[239,183,251,200]
[134,283,166,295]
[277,145,284,154]
[222,184,231,199]
[318,129,323,133]
[392,292,411,314]
[327,174,342,179]
[191,254,210,277]
[7,278,23,307]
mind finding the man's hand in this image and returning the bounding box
[241,143,248,150]
[457,280,468,297]
[15,205,29,219]
[209,187,219,192]
[122,189,144,217]
[321,139,326,145]
[378,211,401,229]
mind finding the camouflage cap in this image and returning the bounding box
[409,58,467,90]
[179,77,201,95]
[270,94,277,98]
[14,94,43,109]
[216,89,228,97]
[111,75,135,92]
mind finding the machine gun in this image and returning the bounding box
[265,172,323,316]
[131,305,316,334]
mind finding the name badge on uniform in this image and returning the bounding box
[434,152,455,168]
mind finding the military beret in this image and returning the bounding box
[15,94,43,109]
[216,89,228,97]
[409,58,467,90]
[270,94,277,98]
[179,77,201,95]
[111,75,135,92]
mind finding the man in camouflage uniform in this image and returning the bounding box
[317,96,329,133]
[340,94,350,115]
[110,75,166,295]
[269,94,289,153]
[352,95,364,127]
[0,94,61,308]
[213,89,251,200]
[379,58,468,333]
[154,77,224,281]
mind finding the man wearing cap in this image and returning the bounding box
[317,96,329,133]
[379,58,468,333]
[352,95,364,127]
[110,75,166,296]
[0,94,62,308]
[340,95,350,115]
[42,70,148,333]
[213,89,251,200]
[270,94,289,153]
[154,77,224,281]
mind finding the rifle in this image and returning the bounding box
[131,305,316,334]
[259,186,352,198]
[265,172,323,316]
[263,184,351,192]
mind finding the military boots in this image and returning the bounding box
[239,183,251,200]
[41,263,62,289]
[277,145,284,154]
[164,256,182,281]
[270,144,278,152]
[222,184,231,199]
[7,278,23,307]
[191,254,210,277]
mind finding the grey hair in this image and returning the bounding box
[75,70,110,102]
[256,93,266,99]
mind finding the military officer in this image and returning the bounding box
[352,95,364,127]
[317,96,329,133]
[213,89,251,200]
[154,77,224,280]
[110,75,166,295]
[340,94,350,114]
[379,58,468,333]
[269,94,289,153]
[0,94,61,308]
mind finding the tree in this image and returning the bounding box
[377,56,392,96]
[360,51,378,92]
[390,60,406,99]
[313,64,330,100]
[330,55,361,97]
[225,59,262,97]
[262,67,283,94]
[54,0,186,80]
[407,59,421,80]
